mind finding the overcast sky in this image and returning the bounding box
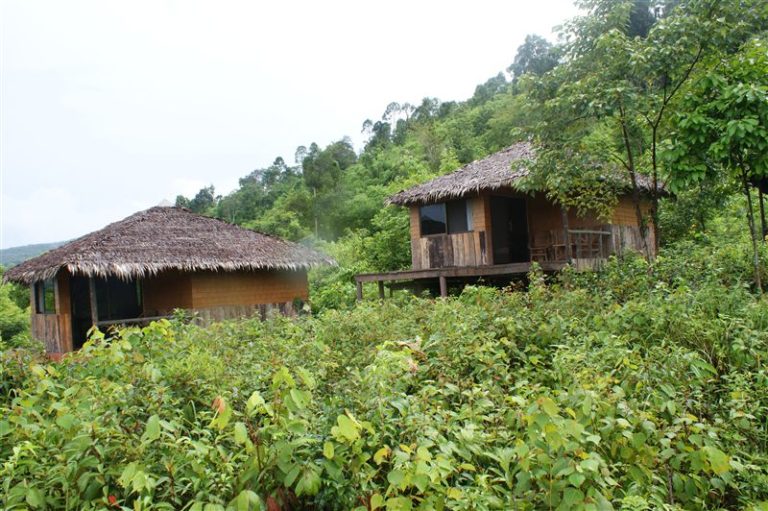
[0,0,580,249]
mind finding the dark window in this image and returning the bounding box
[95,277,143,321]
[447,199,471,233]
[420,199,472,236]
[35,279,56,314]
[420,203,447,235]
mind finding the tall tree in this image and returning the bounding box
[665,37,768,290]
[508,34,559,81]
[524,0,767,254]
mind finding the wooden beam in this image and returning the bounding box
[354,262,566,283]
[88,277,99,326]
[439,276,448,297]
[355,281,363,301]
[378,281,385,299]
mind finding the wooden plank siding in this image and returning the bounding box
[410,195,492,270]
[407,191,655,272]
[30,271,73,355]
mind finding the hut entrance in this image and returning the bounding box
[70,277,92,349]
[490,196,529,264]
[70,276,143,348]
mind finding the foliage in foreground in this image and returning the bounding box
[2,239,768,511]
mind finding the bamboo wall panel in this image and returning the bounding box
[192,300,298,325]
[611,196,653,226]
[190,270,308,308]
[409,206,421,240]
[143,271,193,315]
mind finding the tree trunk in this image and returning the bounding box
[741,168,762,293]
[650,130,661,253]
[313,187,318,238]
[619,114,651,259]
[759,188,767,241]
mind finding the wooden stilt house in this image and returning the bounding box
[3,206,333,357]
[355,142,655,298]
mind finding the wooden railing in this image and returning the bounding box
[531,228,612,263]
[95,315,173,328]
[568,229,612,260]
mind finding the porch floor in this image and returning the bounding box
[354,261,567,299]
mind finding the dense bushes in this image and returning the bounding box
[0,269,29,347]
[2,238,768,510]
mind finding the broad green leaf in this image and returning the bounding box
[703,446,731,475]
[55,413,76,430]
[296,467,321,496]
[386,496,413,511]
[26,488,44,508]
[142,415,161,443]
[387,469,406,488]
[539,397,559,417]
[234,422,249,445]
[568,472,586,488]
[370,493,385,510]
[374,446,391,465]
[323,441,335,459]
[336,414,360,442]
[246,391,266,414]
[284,465,301,487]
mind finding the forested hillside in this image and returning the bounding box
[0,241,65,268]
[3,0,768,509]
[174,0,768,306]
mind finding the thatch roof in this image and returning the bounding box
[4,207,335,284]
[387,142,657,206]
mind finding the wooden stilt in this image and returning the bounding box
[378,281,385,299]
[439,276,448,297]
[356,281,363,301]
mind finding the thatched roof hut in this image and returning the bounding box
[9,206,334,357]
[387,141,656,206]
[4,206,334,285]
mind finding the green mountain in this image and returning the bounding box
[1,241,65,268]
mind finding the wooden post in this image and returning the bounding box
[439,276,448,298]
[560,206,572,264]
[355,281,363,301]
[377,281,385,299]
[88,277,99,326]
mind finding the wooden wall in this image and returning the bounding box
[407,190,656,270]
[29,271,73,355]
[410,196,491,270]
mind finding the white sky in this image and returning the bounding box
[0,0,579,249]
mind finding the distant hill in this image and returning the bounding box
[1,241,65,268]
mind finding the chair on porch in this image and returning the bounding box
[549,229,572,262]
[529,231,550,262]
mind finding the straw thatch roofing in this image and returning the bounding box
[4,206,335,284]
[387,142,657,206]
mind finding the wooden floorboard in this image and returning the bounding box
[354,261,566,283]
